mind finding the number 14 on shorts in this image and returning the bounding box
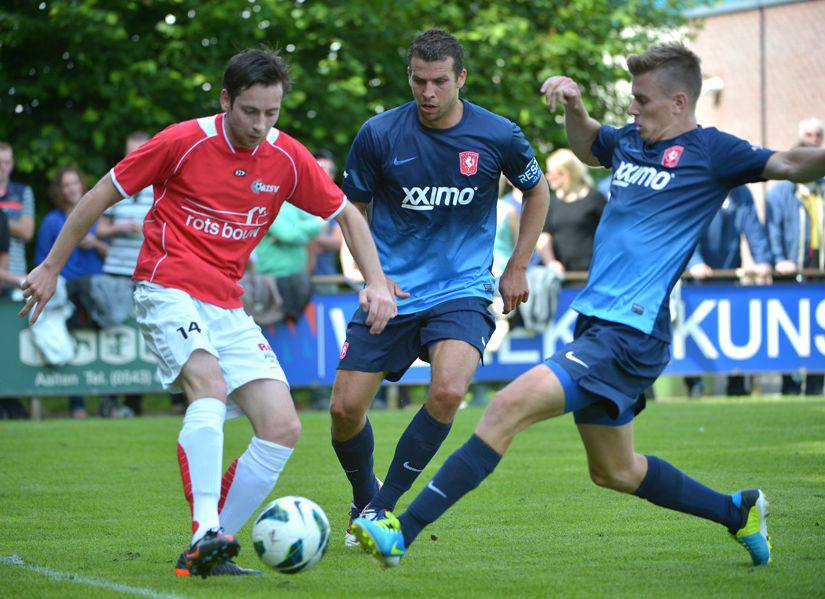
[177,321,202,339]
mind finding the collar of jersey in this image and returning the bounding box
[221,113,260,156]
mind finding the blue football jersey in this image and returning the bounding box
[576,124,774,340]
[342,100,542,313]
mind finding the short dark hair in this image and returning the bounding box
[312,148,335,162]
[223,48,291,104]
[627,43,702,108]
[407,29,464,78]
[0,141,12,154]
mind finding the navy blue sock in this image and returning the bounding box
[635,455,742,533]
[398,434,501,547]
[331,418,379,511]
[370,406,452,512]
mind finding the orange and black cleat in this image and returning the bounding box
[174,529,240,578]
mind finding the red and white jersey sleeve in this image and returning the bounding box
[275,134,346,219]
[110,122,196,198]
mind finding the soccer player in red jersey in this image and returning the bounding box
[21,48,396,577]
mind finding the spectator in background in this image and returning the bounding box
[798,117,824,149]
[765,117,824,396]
[95,131,155,417]
[0,141,35,294]
[256,204,324,278]
[685,185,773,397]
[36,166,106,418]
[538,149,605,273]
[308,149,344,293]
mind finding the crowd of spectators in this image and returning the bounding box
[2,116,823,418]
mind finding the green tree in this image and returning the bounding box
[1,0,696,211]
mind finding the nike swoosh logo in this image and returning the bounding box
[565,351,589,369]
[403,461,423,472]
[343,468,359,473]
[393,156,416,166]
[427,481,447,498]
[390,542,405,555]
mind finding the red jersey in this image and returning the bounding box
[111,113,345,308]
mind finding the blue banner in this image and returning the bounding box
[264,282,825,386]
[3,282,823,396]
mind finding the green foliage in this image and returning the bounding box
[1,0,694,208]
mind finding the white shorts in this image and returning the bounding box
[134,282,287,417]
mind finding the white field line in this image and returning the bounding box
[0,555,187,599]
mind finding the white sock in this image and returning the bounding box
[177,398,226,544]
[219,436,294,535]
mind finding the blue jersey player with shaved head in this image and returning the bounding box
[331,28,550,547]
[353,42,825,568]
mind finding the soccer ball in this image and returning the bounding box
[251,496,330,574]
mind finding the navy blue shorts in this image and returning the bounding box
[338,297,495,382]
[545,315,670,426]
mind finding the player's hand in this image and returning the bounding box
[775,259,797,275]
[540,76,582,113]
[386,276,410,300]
[688,263,713,280]
[359,281,397,335]
[18,263,59,325]
[499,264,529,315]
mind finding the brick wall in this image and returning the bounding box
[689,0,825,215]
[691,0,825,151]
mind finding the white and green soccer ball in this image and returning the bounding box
[251,496,330,574]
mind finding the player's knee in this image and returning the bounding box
[181,377,227,402]
[588,465,636,493]
[427,381,466,414]
[258,412,301,447]
[329,396,363,428]
[479,390,520,432]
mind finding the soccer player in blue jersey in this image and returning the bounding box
[353,42,825,567]
[331,29,550,546]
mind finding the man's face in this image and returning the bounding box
[627,71,681,144]
[408,56,466,126]
[0,149,14,183]
[221,83,283,148]
[800,127,824,148]
[60,171,84,206]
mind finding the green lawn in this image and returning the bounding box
[1,397,824,598]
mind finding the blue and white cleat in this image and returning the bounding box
[351,511,406,567]
[344,478,383,548]
[731,489,771,565]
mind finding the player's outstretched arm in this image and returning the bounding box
[335,200,397,334]
[500,177,551,314]
[19,173,121,324]
[762,147,825,183]
[540,76,602,167]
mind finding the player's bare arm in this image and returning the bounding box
[762,146,825,182]
[499,176,550,314]
[335,200,397,334]
[540,76,602,167]
[19,173,122,324]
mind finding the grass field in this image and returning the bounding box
[2,396,824,598]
